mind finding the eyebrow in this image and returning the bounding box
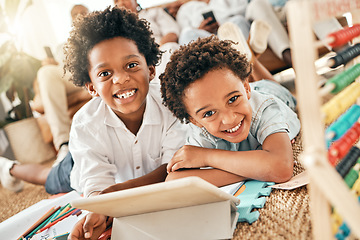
[124,54,141,60]
[225,90,240,99]
[195,105,211,115]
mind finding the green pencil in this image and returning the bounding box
[24,206,60,239]
[19,206,59,239]
[51,207,76,223]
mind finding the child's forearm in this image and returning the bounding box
[167,133,293,183]
[129,163,168,186]
[198,132,293,183]
[205,148,293,183]
[101,164,168,194]
[166,168,246,187]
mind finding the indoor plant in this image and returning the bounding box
[0,0,41,128]
[0,0,54,163]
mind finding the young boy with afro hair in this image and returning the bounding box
[160,35,300,187]
[63,7,188,239]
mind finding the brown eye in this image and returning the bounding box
[229,95,239,104]
[203,110,215,118]
[127,62,138,69]
[98,71,110,77]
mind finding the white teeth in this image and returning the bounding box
[226,121,242,133]
[116,89,135,99]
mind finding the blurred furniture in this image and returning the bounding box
[31,79,90,144]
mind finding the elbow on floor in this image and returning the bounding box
[271,163,294,183]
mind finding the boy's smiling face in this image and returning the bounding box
[184,68,252,143]
[87,37,155,120]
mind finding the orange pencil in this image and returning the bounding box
[18,206,60,239]
[56,203,71,217]
[98,227,112,240]
[36,208,78,233]
[50,207,76,222]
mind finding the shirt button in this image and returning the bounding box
[135,140,138,144]
[136,166,140,170]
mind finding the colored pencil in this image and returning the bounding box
[98,227,112,240]
[18,207,60,240]
[36,208,77,233]
[23,207,60,239]
[47,232,70,240]
[50,207,76,222]
[56,203,71,217]
[72,208,82,216]
[46,207,63,223]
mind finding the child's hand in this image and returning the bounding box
[100,182,132,194]
[166,145,208,173]
[68,212,108,240]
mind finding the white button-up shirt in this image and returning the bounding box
[176,0,249,30]
[139,7,180,44]
[69,84,188,196]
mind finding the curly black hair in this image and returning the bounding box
[64,6,161,87]
[160,35,252,123]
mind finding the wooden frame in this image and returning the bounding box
[286,0,360,239]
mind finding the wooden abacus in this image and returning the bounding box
[286,0,360,239]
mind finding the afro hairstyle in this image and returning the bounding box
[64,6,161,87]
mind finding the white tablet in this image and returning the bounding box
[71,177,240,218]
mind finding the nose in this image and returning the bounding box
[113,71,130,85]
[221,110,236,125]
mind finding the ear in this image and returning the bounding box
[188,116,203,128]
[85,82,100,97]
[148,65,156,82]
[243,80,251,100]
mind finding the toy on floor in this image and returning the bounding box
[235,180,275,224]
